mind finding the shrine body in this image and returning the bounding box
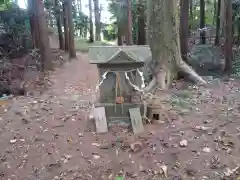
[89,45,151,126]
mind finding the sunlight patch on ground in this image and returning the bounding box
[75,39,112,52]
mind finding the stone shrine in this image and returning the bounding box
[89,45,152,126]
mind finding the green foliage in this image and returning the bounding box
[131,0,138,44]
[74,12,89,32]
[231,50,240,78]
[115,176,124,180]
[0,0,12,11]
[189,0,215,29]
[233,0,240,6]
[0,3,29,36]
[233,0,240,37]
[102,22,117,41]
[0,2,32,53]
[108,0,127,22]
[46,0,89,38]
[107,0,140,42]
[71,0,89,38]
[44,0,54,11]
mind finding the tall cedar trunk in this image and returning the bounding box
[117,20,123,45]
[49,11,54,27]
[200,0,206,44]
[93,0,101,41]
[224,0,233,72]
[238,24,240,44]
[28,0,40,48]
[220,0,225,36]
[189,0,193,31]
[63,2,69,50]
[55,0,64,50]
[35,0,52,71]
[137,0,146,45]
[126,0,133,45]
[180,0,189,62]
[146,0,206,91]
[77,0,82,13]
[89,0,94,42]
[213,0,217,24]
[66,0,77,58]
[215,0,221,45]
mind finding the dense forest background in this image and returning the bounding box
[0,0,238,94]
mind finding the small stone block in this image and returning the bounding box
[129,108,144,134]
[93,107,108,133]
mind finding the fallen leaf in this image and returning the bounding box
[78,133,83,137]
[10,139,17,144]
[203,147,211,153]
[64,154,72,160]
[92,143,101,147]
[185,167,197,176]
[139,164,145,172]
[130,141,142,153]
[93,155,100,159]
[126,172,138,178]
[160,165,167,177]
[179,140,188,147]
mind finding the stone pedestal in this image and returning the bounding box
[95,103,144,126]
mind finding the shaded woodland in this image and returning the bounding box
[0,0,238,96]
[1,1,240,180]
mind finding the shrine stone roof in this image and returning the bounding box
[88,45,152,64]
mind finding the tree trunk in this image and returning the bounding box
[137,0,146,45]
[220,0,226,36]
[237,24,240,45]
[224,0,233,72]
[89,0,94,42]
[180,0,189,62]
[189,0,193,31]
[93,0,101,41]
[49,11,54,27]
[117,20,123,45]
[146,0,205,91]
[28,0,40,48]
[55,0,64,50]
[66,0,77,58]
[63,1,69,51]
[213,0,217,25]
[35,0,53,71]
[215,0,221,45]
[126,0,133,45]
[200,0,206,44]
[77,0,82,13]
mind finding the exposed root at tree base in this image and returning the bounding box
[144,60,206,92]
[178,60,206,85]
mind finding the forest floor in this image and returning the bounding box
[1,50,240,180]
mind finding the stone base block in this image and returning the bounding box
[95,103,144,126]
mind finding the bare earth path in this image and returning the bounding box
[1,52,240,179]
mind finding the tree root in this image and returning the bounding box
[178,60,207,85]
[144,60,206,93]
[144,76,156,92]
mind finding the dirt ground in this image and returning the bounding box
[1,52,240,180]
